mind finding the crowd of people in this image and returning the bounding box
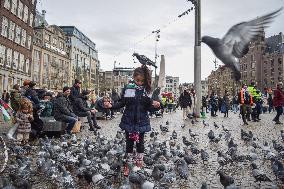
[0,79,131,144]
[198,81,283,125]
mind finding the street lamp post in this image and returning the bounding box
[191,0,201,117]
[152,30,160,89]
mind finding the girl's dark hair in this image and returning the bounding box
[133,65,152,93]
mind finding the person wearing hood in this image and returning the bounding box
[73,90,101,131]
[272,82,284,124]
[70,79,81,103]
[10,84,21,113]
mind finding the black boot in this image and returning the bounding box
[94,125,101,129]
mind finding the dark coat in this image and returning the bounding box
[179,92,192,108]
[73,95,91,115]
[223,95,230,109]
[70,85,80,103]
[53,95,74,121]
[10,89,21,111]
[111,83,153,133]
[111,91,120,102]
[2,92,10,103]
[273,88,284,107]
[25,88,40,108]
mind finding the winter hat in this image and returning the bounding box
[63,86,70,93]
[29,81,37,88]
[81,90,90,96]
[23,80,30,86]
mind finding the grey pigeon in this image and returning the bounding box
[176,159,189,179]
[201,149,209,163]
[208,130,215,140]
[216,170,235,188]
[172,130,177,139]
[251,163,272,183]
[141,180,155,189]
[201,182,208,189]
[202,8,282,80]
[281,130,284,141]
[152,165,163,181]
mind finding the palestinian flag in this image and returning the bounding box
[0,99,13,123]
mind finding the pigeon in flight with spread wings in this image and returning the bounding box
[202,7,283,81]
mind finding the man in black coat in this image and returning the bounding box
[53,87,78,134]
[70,79,81,103]
[179,89,192,120]
[73,90,100,131]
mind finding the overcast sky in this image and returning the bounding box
[38,0,284,83]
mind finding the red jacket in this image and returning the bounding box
[273,88,284,107]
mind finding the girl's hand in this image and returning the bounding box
[104,101,112,108]
[152,101,160,108]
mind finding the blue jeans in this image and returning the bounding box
[62,115,77,132]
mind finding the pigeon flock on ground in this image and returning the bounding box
[0,118,284,189]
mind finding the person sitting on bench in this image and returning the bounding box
[53,87,78,134]
[73,90,101,131]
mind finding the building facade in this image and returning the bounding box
[113,67,133,94]
[60,26,99,90]
[201,79,208,97]
[164,75,179,97]
[32,24,70,90]
[240,31,284,91]
[0,0,36,92]
[207,66,236,96]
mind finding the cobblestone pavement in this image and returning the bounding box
[1,110,284,188]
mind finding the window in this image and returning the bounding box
[59,41,64,50]
[45,34,51,42]
[13,51,19,70]
[52,38,57,46]
[19,53,24,71]
[33,50,41,82]
[251,55,254,62]
[4,0,11,10]
[29,13,33,27]
[11,0,17,15]
[23,5,28,23]
[17,1,23,19]
[271,59,274,67]
[15,25,21,44]
[32,0,35,4]
[0,44,6,66]
[21,29,26,47]
[8,21,15,41]
[1,17,9,37]
[6,48,12,67]
[27,35,31,49]
[25,59,30,73]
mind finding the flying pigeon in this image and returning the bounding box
[202,8,283,81]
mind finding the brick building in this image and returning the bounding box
[0,0,36,92]
[207,66,236,96]
[240,31,284,91]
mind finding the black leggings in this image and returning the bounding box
[125,132,145,153]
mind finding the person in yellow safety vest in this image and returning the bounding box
[247,82,258,121]
[167,97,174,113]
[239,84,253,125]
[161,97,167,108]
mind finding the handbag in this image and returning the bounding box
[72,120,81,133]
[7,123,18,141]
